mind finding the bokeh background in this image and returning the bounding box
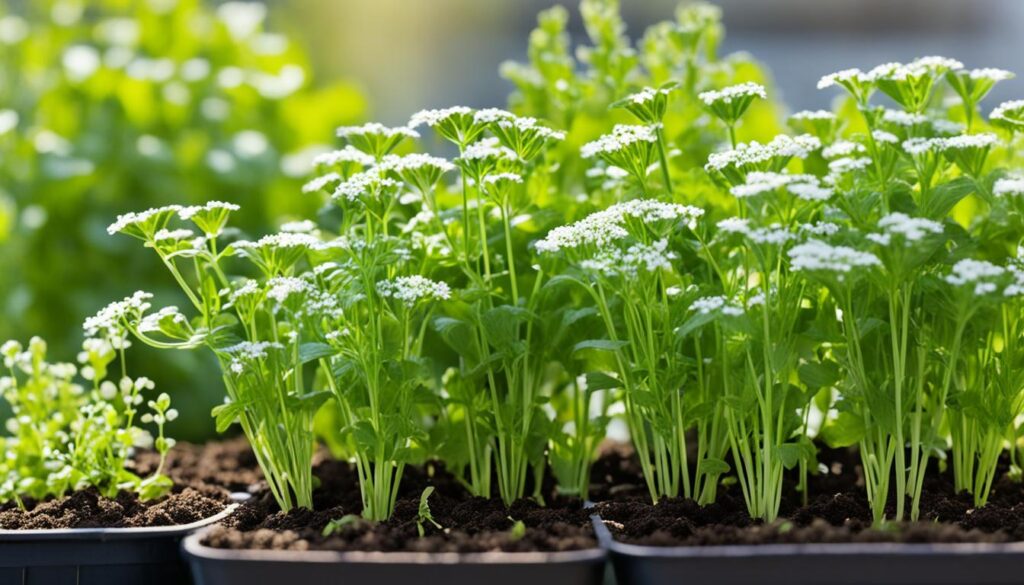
[1,0,1021,440]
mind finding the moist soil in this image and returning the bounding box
[594,443,1024,546]
[0,438,258,530]
[203,458,598,553]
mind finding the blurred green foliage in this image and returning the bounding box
[0,0,366,439]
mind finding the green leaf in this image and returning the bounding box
[572,339,629,354]
[922,177,975,219]
[821,411,865,448]
[699,457,731,476]
[798,361,840,390]
[775,443,804,470]
[676,310,717,339]
[299,342,337,364]
[285,390,333,415]
[583,371,621,391]
[210,400,246,433]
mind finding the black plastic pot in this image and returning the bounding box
[0,504,236,585]
[593,514,1024,585]
[183,527,608,585]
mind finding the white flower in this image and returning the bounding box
[303,172,341,194]
[581,239,676,277]
[178,201,240,220]
[698,82,766,106]
[336,122,419,140]
[581,124,658,159]
[377,153,455,174]
[945,259,1006,296]
[691,295,744,316]
[63,45,101,82]
[789,240,881,274]
[266,277,311,304]
[872,130,899,144]
[376,276,451,306]
[625,86,673,105]
[902,138,943,156]
[828,157,872,175]
[822,140,866,160]
[332,171,401,202]
[106,205,182,236]
[138,306,187,333]
[473,108,515,124]
[495,116,566,141]
[83,291,154,337]
[408,106,473,128]
[461,137,516,161]
[536,200,703,253]
[222,341,284,374]
[312,146,375,168]
[882,109,928,126]
[934,133,999,151]
[153,228,195,242]
[280,220,318,233]
[994,178,1024,197]
[968,68,1014,82]
[790,110,835,121]
[800,221,841,236]
[705,134,820,171]
[482,172,523,186]
[991,100,1024,123]
[233,232,323,251]
[817,68,867,90]
[871,212,944,244]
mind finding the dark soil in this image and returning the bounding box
[0,487,225,529]
[133,434,264,497]
[595,443,1024,546]
[0,439,257,530]
[203,458,598,553]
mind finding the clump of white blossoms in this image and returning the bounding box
[994,178,1024,197]
[580,239,677,278]
[233,232,324,251]
[698,82,767,106]
[789,239,881,275]
[705,134,821,173]
[691,295,744,316]
[332,170,401,203]
[935,132,998,152]
[460,137,517,162]
[408,106,474,129]
[822,140,866,159]
[790,110,835,121]
[376,275,451,307]
[944,259,1007,296]
[106,205,182,237]
[827,156,872,175]
[990,100,1024,128]
[626,86,673,105]
[730,171,832,201]
[535,199,704,253]
[866,212,944,246]
[377,153,456,175]
[336,122,420,141]
[223,341,285,374]
[83,290,154,339]
[580,124,658,159]
[883,109,928,127]
[312,145,376,168]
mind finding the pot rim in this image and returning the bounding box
[183,527,607,565]
[590,514,1024,558]
[0,503,238,541]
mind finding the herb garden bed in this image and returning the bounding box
[592,444,1024,584]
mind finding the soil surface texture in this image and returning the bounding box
[203,458,598,553]
[0,439,257,530]
[595,444,1024,546]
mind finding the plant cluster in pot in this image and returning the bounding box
[0,335,236,585]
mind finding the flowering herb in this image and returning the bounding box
[81,0,1024,534]
[1,336,174,505]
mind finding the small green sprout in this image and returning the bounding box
[416,486,442,538]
